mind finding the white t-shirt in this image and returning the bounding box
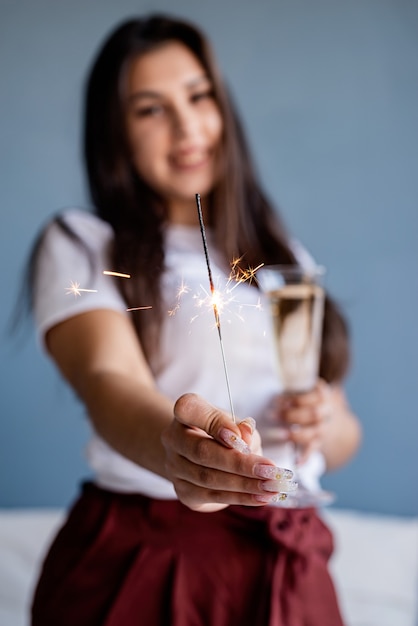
[34,208,325,498]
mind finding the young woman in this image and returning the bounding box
[27,14,361,626]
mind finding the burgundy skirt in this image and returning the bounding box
[31,482,344,626]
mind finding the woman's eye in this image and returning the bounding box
[134,104,164,118]
[190,90,213,104]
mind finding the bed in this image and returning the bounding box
[0,507,417,626]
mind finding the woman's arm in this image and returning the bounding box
[45,308,297,510]
[46,308,174,476]
[318,384,362,470]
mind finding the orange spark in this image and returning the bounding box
[227,261,265,290]
[126,306,152,311]
[103,270,131,279]
[168,279,190,316]
[65,281,98,297]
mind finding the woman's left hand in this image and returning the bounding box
[276,379,332,465]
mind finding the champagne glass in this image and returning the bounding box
[257,264,335,507]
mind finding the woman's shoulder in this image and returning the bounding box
[48,208,112,238]
[32,208,127,345]
[41,208,114,252]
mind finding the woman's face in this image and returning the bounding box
[124,41,223,224]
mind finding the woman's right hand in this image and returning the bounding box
[161,393,297,512]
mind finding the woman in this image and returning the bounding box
[28,14,361,626]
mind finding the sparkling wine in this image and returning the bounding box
[268,283,324,392]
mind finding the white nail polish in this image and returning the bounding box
[219,428,251,454]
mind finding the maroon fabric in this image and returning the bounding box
[32,482,344,626]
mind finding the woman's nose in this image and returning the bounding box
[172,106,200,140]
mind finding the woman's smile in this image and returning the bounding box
[169,144,215,173]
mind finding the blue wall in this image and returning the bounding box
[1,0,417,516]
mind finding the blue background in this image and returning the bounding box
[1,0,417,516]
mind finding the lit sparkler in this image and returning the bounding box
[190,258,265,325]
[195,193,236,422]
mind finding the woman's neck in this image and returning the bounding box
[167,196,210,226]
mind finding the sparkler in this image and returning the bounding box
[195,193,236,422]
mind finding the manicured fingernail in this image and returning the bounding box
[254,493,288,503]
[271,493,288,503]
[260,479,298,493]
[219,428,251,454]
[238,417,256,434]
[254,494,276,503]
[253,464,293,480]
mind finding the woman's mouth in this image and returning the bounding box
[171,149,211,170]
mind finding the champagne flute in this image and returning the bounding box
[257,264,335,507]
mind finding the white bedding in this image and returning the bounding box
[0,507,417,626]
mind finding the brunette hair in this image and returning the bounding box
[27,14,350,382]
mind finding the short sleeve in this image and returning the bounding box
[33,209,128,349]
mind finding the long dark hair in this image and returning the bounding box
[27,13,350,382]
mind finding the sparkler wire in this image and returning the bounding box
[195,193,236,423]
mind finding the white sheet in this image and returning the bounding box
[0,507,417,626]
[0,509,64,626]
[323,509,418,626]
